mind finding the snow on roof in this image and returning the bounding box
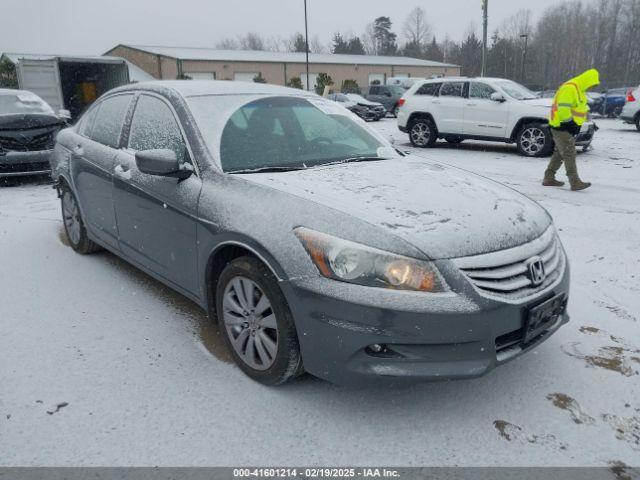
[114,80,319,98]
[118,45,459,68]
[1,52,126,65]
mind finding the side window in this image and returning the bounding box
[439,82,465,97]
[469,82,496,100]
[78,104,100,138]
[369,86,380,95]
[90,95,133,148]
[416,83,442,96]
[128,95,188,164]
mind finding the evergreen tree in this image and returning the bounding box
[373,17,398,55]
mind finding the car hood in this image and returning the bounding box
[522,97,554,108]
[240,156,552,259]
[0,113,62,131]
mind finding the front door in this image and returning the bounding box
[435,81,466,135]
[463,81,509,137]
[112,94,202,295]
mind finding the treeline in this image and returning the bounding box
[215,0,640,90]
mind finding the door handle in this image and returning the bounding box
[114,164,131,180]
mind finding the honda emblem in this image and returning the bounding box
[526,256,546,286]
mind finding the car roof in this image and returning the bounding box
[107,80,320,99]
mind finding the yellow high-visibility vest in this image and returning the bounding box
[550,69,600,128]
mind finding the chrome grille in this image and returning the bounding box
[454,227,565,301]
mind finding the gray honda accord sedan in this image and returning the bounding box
[50,81,569,385]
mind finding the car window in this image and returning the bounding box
[128,95,188,164]
[78,104,100,138]
[439,82,465,97]
[90,95,133,148]
[416,83,442,96]
[369,86,380,95]
[217,96,390,172]
[469,82,496,99]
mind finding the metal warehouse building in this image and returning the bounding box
[105,44,460,89]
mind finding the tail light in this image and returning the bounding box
[627,90,636,102]
[398,98,406,107]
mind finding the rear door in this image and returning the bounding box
[436,81,466,134]
[463,81,508,137]
[71,93,134,249]
[112,93,202,295]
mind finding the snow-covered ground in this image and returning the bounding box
[0,118,638,467]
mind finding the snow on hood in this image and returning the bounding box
[523,97,554,108]
[240,156,551,259]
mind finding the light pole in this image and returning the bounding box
[481,0,488,77]
[304,0,310,91]
[520,33,529,82]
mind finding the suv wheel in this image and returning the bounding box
[516,123,553,157]
[60,186,102,254]
[216,256,304,385]
[391,105,399,117]
[409,118,437,148]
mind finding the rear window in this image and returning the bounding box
[439,82,465,97]
[90,94,133,148]
[0,91,54,115]
[416,83,442,96]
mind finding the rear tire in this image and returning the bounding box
[635,115,640,132]
[408,117,437,148]
[60,185,102,254]
[516,123,553,157]
[391,105,399,117]
[216,256,304,385]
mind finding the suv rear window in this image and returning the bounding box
[416,83,442,96]
[439,82,465,97]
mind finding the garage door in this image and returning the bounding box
[368,73,385,85]
[184,72,215,80]
[300,73,319,91]
[234,72,259,82]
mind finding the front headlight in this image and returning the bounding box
[294,227,449,293]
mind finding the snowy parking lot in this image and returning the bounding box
[1,117,639,467]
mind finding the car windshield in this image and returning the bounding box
[496,80,538,100]
[188,95,397,173]
[0,91,54,115]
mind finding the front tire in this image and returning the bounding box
[516,123,553,157]
[60,186,101,254]
[216,256,304,385]
[408,117,437,148]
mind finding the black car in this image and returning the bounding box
[0,89,68,178]
[327,93,378,121]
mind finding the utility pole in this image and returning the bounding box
[481,0,488,77]
[520,33,529,83]
[304,0,310,91]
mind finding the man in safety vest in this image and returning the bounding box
[543,68,600,191]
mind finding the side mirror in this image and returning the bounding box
[135,149,192,179]
[490,92,506,102]
[58,109,72,120]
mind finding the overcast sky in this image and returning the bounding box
[2,0,561,55]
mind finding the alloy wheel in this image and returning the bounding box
[62,191,82,245]
[222,276,278,371]
[410,122,431,146]
[520,127,546,156]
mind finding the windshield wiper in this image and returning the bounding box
[320,156,389,167]
[230,165,306,174]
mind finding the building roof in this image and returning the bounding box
[1,52,126,65]
[113,44,459,68]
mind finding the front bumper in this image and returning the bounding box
[284,262,570,385]
[0,150,52,177]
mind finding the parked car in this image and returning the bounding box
[620,85,639,130]
[344,94,386,120]
[327,93,377,121]
[363,84,405,116]
[397,77,596,157]
[590,88,632,117]
[51,81,570,386]
[0,89,69,178]
[387,77,427,90]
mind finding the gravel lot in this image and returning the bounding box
[1,117,638,467]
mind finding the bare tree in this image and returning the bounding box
[402,7,431,49]
[238,32,265,51]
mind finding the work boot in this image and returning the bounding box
[542,177,565,187]
[570,179,592,191]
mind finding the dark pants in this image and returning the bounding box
[545,129,579,180]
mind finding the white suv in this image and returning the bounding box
[397,77,596,157]
[620,85,640,131]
